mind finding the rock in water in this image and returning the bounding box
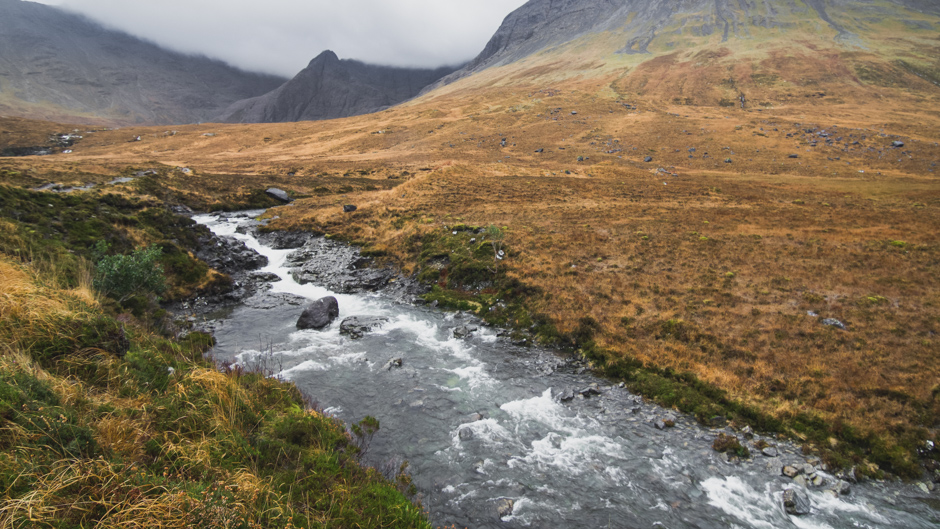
[266,188,292,203]
[339,316,390,339]
[496,498,514,518]
[782,487,811,516]
[383,358,403,370]
[296,296,339,330]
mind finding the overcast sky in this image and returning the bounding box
[33,0,529,77]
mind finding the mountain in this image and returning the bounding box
[433,0,940,105]
[218,50,458,123]
[0,0,286,124]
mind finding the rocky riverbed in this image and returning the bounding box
[172,211,939,529]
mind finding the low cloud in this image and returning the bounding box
[34,0,528,77]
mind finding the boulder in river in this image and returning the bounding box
[296,296,339,330]
[496,498,514,519]
[266,188,292,203]
[340,316,390,339]
[782,487,811,516]
[453,325,478,339]
[383,357,403,370]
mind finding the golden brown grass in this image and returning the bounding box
[2,34,938,474]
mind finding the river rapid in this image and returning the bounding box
[194,211,939,529]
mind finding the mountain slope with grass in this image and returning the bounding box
[0,0,285,125]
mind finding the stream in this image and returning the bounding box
[194,211,939,529]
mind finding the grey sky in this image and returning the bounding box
[33,0,529,77]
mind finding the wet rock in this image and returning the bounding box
[556,388,575,402]
[836,466,857,483]
[917,482,931,494]
[258,231,310,249]
[580,385,602,398]
[383,358,403,370]
[290,239,396,293]
[296,296,340,330]
[821,318,846,330]
[469,412,484,422]
[792,475,808,488]
[340,316,390,339]
[196,234,268,275]
[249,271,281,282]
[453,325,478,339]
[782,465,801,478]
[741,426,754,439]
[496,498,514,519]
[266,188,292,203]
[458,428,474,440]
[782,487,812,515]
[343,205,358,213]
[834,480,851,495]
[761,446,779,458]
[811,474,825,487]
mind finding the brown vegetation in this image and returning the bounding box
[2,36,938,476]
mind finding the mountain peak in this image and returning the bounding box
[310,50,340,65]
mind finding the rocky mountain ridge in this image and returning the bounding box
[218,50,457,123]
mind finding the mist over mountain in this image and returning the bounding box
[0,0,285,124]
[218,51,458,124]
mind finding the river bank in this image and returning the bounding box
[190,210,940,528]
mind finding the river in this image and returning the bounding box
[194,211,939,529]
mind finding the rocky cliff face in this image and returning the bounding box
[218,51,457,123]
[0,0,285,124]
[436,0,940,86]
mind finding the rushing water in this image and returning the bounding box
[195,212,939,529]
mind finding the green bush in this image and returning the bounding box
[93,242,166,303]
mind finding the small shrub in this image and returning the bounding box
[93,242,166,303]
[713,433,750,458]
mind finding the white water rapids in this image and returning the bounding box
[194,212,939,529]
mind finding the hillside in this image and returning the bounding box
[0,0,285,125]
[219,50,457,123]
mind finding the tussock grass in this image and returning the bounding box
[0,250,429,527]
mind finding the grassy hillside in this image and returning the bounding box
[0,186,430,528]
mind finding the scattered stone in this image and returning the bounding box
[761,446,779,458]
[339,316,390,339]
[644,156,653,162]
[782,465,801,478]
[453,325,479,339]
[892,141,905,148]
[821,318,846,330]
[741,426,754,439]
[556,388,575,402]
[789,154,799,158]
[496,498,514,519]
[782,487,812,516]
[383,358,403,370]
[834,480,851,495]
[535,148,544,153]
[724,158,733,163]
[343,205,358,213]
[265,188,292,203]
[296,296,340,330]
[580,385,602,398]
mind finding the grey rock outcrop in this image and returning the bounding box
[296,296,340,330]
[219,50,457,123]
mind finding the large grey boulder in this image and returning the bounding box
[296,296,339,330]
[266,188,292,203]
